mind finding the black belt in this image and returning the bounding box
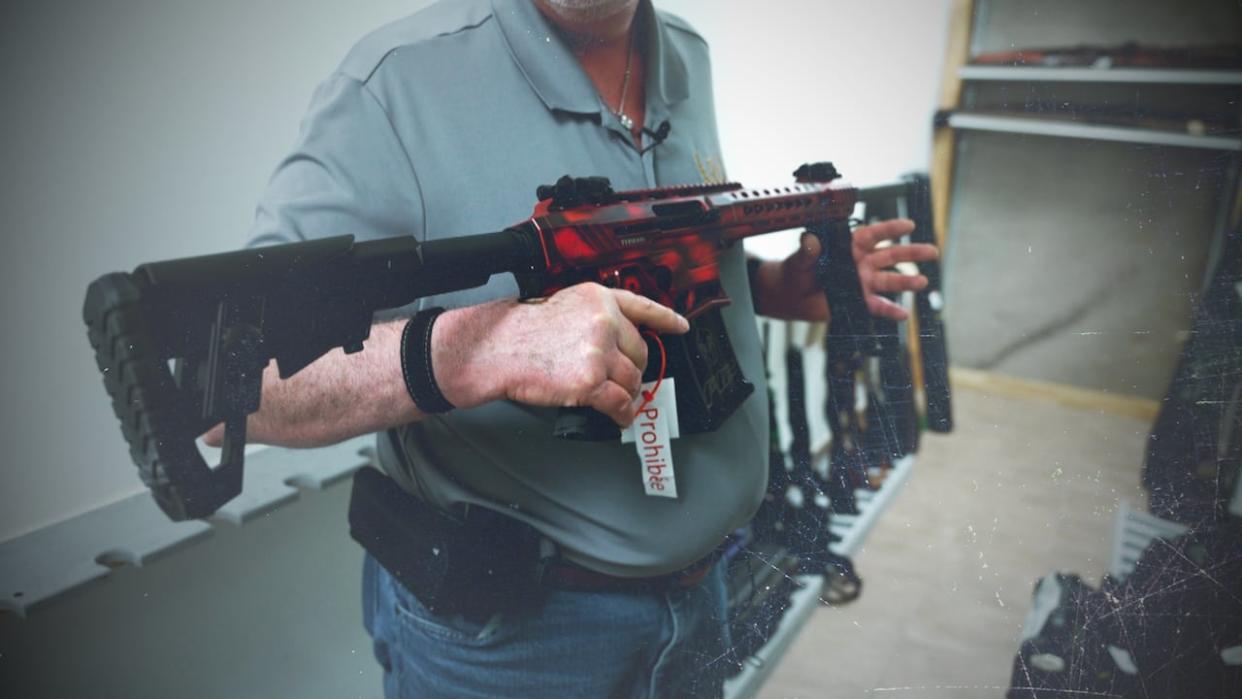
[542,554,717,594]
[349,466,717,622]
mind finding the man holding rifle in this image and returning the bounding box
[208,0,936,695]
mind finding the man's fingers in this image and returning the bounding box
[202,423,224,447]
[895,242,940,263]
[867,270,929,294]
[853,218,916,251]
[614,317,649,372]
[866,294,909,321]
[586,380,641,427]
[606,351,643,399]
[863,243,940,270]
[612,290,689,334]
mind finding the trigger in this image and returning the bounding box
[684,295,731,321]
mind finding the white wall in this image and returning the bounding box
[661,0,951,257]
[0,0,436,542]
[0,0,948,543]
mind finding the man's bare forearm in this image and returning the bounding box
[203,284,689,449]
[204,303,508,449]
[203,320,422,448]
[204,303,513,449]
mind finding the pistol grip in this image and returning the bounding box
[553,407,622,441]
[808,220,879,358]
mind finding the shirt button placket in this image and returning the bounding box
[640,138,657,188]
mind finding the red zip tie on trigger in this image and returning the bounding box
[634,330,668,417]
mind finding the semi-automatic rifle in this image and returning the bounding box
[83,163,873,521]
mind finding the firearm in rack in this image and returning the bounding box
[902,174,953,433]
[851,174,953,434]
[83,162,866,521]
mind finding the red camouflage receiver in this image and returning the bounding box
[524,177,857,317]
[517,170,859,441]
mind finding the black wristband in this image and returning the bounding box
[746,256,764,312]
[401,307,456,414]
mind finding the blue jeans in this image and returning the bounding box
[362,553,733,698]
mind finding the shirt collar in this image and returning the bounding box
[491,0,691,117]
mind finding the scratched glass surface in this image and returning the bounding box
[0,0,1239,697]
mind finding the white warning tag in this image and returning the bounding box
[621,377,679,498]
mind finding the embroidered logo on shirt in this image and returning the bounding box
[694,152,727,185]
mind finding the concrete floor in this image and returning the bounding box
[0,378,1160,699]
[758,380,1152,698]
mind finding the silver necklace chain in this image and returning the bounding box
[615,27,636,131]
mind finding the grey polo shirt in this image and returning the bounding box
[248,0,768,577]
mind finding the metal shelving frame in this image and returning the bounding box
[0,438,373,617]
[947,112,1241,151]
[959,65,1242,85]
[933,0,1242,259]
[724,455,917,699]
